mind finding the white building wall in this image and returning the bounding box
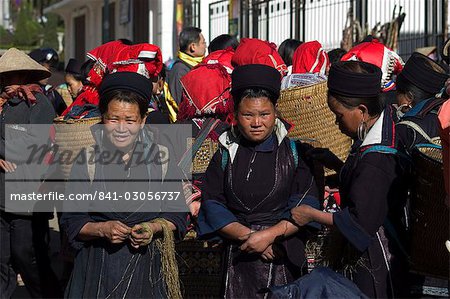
[0,0,11,30]
[159,0,174,61]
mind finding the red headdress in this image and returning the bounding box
[341,39,404,92]
[109,43,163,79]
[201,47,235,74]
[231,38,287,78]
[292,41,329,75]
[177,51,234,121]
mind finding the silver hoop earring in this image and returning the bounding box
[357,121,368,141]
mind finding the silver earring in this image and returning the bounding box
[357,121,368,141]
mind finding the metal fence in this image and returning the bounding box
[208,0,449,60]
[209,0,229,41]
[183,0,201,28]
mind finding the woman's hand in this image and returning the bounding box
[0,159,17,173]
[260,245,276,261]
[189,201,201,218]
[240,230,274,254]
[129,222,162,248]
[291,205,315,227]
[98,221,132,244]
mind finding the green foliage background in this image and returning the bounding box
[0,0,63,51]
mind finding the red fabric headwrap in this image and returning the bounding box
[231,38,287,78]
[201,48,235,74]
[109,43,163,78]
[340,39,404,91]
[86,40,129,87]
[178,62,233,121]
[62,86,99,116]
[292,41,329,75]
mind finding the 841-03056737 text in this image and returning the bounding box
[10,191,181,201]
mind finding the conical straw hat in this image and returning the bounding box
[0,48,51,82]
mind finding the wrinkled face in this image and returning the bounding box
[237,97,276,143]
[103,100,144,152]
[327,96,362,139]
[191,33,207,57]
[65,74,83,98]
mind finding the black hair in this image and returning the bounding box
[395,80,435,105]
[99,89,148,119]
[234,88,277,111]
[179,27,202,52]
[80,59,96,85]
[65,72,84,82]
[328,91,384,117]
[278,39,303,66]
[117,38,134,45]
[208,34,239,53]
[328,48,347,64]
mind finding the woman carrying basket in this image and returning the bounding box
[291,61,410,298]
[197,64,320,298]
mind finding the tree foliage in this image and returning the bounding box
[6,0,63,49]
[12,1,42,47]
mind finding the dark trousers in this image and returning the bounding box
[0,212,62,298]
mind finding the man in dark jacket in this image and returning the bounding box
[167,27,206,104]
[0,48,61,298]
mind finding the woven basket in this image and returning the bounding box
[409,146,449,279]
[53,117,101,179]
[176,240,226,298]
[278,81,352,175]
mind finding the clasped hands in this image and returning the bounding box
[98,220,161,249]
[239,229,279,262]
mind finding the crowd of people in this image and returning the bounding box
[0,26,449,299]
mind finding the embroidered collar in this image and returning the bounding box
[360,105,396,150]
[218,118,289,163]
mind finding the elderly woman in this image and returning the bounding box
[60,71,186,298]
[395,52,448,153]
[291,61,409,298]
[197,64,319,298]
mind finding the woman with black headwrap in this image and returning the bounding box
[395,52,449,154]
[291,61,410,298]
[197,64,319,298]
[60,72,187,298]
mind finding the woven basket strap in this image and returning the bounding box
[178,118,221,175]
[418,97,446,117]
[397,120,433,143]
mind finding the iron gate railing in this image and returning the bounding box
[209,0,229,41]
[184,0,201,28]
[208,0,449,60]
